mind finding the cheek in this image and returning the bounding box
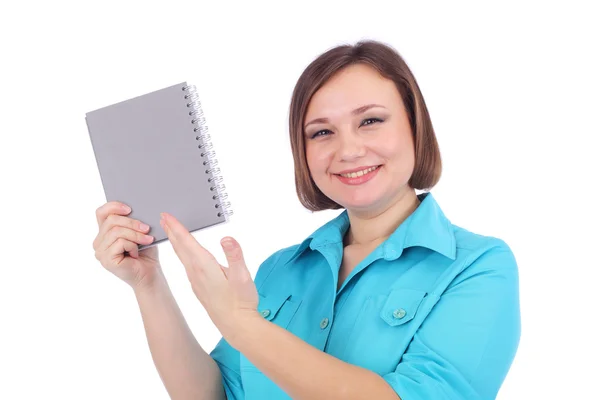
[305,145,317,171]
[305,143,332,171]
[399,140,416,174]
[304,146,322,183]
[379,132,415,169]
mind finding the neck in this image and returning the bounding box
[344,188,420,247]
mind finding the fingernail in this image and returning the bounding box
[139,223,150,231]
[221,238,235,250]
[122,205,131,213]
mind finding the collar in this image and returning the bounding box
[285,192,456,265]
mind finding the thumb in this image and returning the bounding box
[220,237,251,281]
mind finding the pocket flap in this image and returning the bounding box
[257,292,291,321]
[380,288,427,326]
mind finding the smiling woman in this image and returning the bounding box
[207,40,521,400]
[92,39,520,400]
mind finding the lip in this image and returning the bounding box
[334,165,381,186]
[334,165,381,175]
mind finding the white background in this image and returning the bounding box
[1,1,598,399]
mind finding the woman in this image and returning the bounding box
[93,40,520,399]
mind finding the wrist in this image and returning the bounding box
[227,311,266,351]
[132,269,168,298]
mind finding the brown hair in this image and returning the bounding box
[289,40,442,211]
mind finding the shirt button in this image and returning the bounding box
[261,309,271,318]
[392,308,406,319]
[320,317,329,329]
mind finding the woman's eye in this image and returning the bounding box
[309,118,383,139]
[310,129,332,139]
[361,117,384,126]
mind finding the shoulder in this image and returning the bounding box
[253,242,305,290]
[252,211,345,289]
[449,223,519,288]
[452,223,516,261]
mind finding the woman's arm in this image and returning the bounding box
[134,270,226,400]
[232,316,399,400]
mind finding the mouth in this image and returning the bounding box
[334,165,382,185]
[335,165,381,178]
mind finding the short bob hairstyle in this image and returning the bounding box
[289,40,442,211]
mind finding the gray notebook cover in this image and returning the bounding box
[85,82,230,250]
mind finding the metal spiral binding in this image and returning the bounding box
[182,83,233,220]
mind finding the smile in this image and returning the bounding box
[338,165,379,178]
[334,165,382,185]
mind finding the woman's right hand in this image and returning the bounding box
[93,201,161,290]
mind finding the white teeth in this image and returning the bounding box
[340,166,378,178]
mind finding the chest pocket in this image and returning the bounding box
[380,288,427,326]
[240,293,302,372]
[342,288,430,374]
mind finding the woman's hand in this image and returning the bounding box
[93,201,161,291]
[159,212,259,345]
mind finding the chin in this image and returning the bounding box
[334,192,385,212]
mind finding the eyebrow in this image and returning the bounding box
[304,104,387,130]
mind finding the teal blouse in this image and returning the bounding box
[210,192,521,399]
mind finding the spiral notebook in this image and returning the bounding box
[85,82,232,250]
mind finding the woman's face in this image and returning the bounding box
[304,63,416,214]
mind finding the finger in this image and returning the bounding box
[160,212,215,266]
[96,201,132,228]
[106,237,140,260]
[161,213,224,284]
[122,239,140,259]
[94,214,151,250]
[220,237,251,281]
[98,225,154,253]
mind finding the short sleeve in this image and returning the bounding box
[210,337,244,400]
[383,242,521,400]
[209,247,290,399]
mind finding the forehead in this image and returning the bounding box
[305,63,401,118]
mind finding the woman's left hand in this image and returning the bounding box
[160,212,259,345]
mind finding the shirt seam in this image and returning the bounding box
[256,247,294,291]
[214,360,242,382]
[313,239,343,248]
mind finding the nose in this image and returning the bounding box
[337,129,366,162]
